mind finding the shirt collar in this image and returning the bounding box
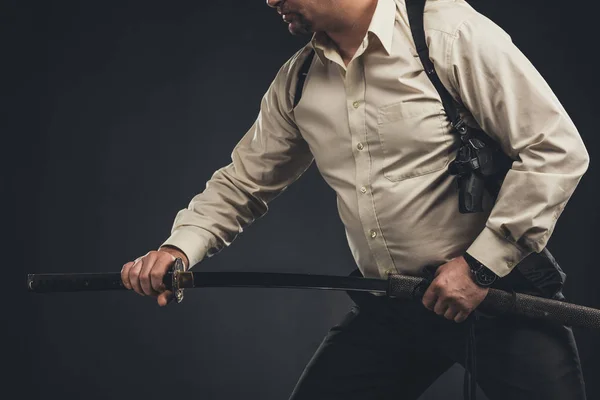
[310,0,397,64]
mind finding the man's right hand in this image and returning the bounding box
[121,247,190,307]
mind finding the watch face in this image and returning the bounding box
[476,269,497,286]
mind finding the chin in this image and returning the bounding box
[289,22,313,36]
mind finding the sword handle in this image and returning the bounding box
[387,274,600,329]
[386,274,428,300]
[27,258,186,304]
[481,289,600,330]
[27,272,126,292]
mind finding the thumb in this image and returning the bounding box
[157,290,174,307]
[434,259,454,277]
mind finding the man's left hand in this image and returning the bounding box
[422,256,489,323]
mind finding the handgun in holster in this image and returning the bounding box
[448,119,513,213]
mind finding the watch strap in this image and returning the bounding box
[464,252,498,287]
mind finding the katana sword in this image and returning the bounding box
[27,258,600,330]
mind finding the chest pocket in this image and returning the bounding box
[377,101,451,182]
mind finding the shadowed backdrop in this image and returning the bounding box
[7,0,599,399]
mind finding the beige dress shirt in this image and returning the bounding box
[161,0,589,279]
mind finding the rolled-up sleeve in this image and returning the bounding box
[440,14,589,277]
[161,51,314,269]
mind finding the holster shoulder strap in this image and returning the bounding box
[294,0,463,132]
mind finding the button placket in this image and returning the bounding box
[346,59,393,278]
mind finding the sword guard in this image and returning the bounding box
[171,258,185,304]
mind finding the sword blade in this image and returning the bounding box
[180,271,388,294]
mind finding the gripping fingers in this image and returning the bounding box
[454,311,470,324]
[139,253,161,296]
[433,298,450,316]
[421,287,438,311]
[122,251,177,300]
[121,261,134,289]
[443,305,460,321]
[150,253,175,295]
[128,258,145,296]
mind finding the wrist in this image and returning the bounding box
[464,252,498,287]
[159,245,190,270]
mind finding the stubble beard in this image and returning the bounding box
[288,13,313,36]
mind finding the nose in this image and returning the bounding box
[266,0,282,9]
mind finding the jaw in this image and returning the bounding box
[286,13,314,36]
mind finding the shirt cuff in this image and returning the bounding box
[466,226,531,278]
[160,227,216,269]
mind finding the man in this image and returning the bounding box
[121,0,590,399]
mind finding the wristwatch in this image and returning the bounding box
[464,252,498,287]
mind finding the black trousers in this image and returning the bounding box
[289,269,587,400]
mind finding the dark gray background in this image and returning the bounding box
[7,0,599,399]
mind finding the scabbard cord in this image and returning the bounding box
[463,313,479,400]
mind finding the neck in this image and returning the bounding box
[324,0,378,62]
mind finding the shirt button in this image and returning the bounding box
[352,101,360,109]
[370,230,378,239]
[356,142,364,151]
[360,186,367,194]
